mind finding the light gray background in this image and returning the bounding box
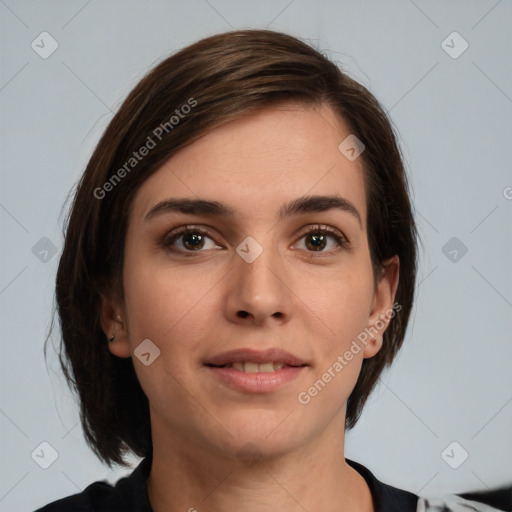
[1,1,511,511]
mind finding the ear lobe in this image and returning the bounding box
[99,293,131,359]
[363,255,400,359]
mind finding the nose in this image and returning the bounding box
[223,241,292,327]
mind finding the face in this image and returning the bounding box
[104,102,399,462]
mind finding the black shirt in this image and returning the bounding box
[34,454,419,511]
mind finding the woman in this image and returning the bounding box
[35,29,496,512]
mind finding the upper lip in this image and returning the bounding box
[204,348,307,367]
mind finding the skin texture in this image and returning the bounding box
[101,102,399,512]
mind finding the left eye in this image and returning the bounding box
[295,227,346,252]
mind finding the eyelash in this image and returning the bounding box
[161,224,349,257]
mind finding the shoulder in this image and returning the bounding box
[346,458,419,512]
[33,457,152,512]
[33,481,112,512]
[346,459,506,512]
[417,494,507,511]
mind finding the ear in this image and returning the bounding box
[363,255,400,359]
[99,292,131,358]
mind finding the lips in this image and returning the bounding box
[204,348,308,393]
[204,347,307,368]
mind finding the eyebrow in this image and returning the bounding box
[144,194,362,227]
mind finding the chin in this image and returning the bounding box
[209,409,306,460]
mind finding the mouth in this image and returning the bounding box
[204,348,308,393]
[204,347,308,369]
[205,361,307,373]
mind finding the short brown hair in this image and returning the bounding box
[49,29,418,467]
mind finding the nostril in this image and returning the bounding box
[237,311,250,318]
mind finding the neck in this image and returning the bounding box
[146,416,374,512]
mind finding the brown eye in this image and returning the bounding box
[305,233,328,251]
[182,232,206,250]
[163,226,221,254]
[295,225,348,253]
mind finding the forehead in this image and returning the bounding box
[131,102,367,226]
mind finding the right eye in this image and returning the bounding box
[162,226,223,255]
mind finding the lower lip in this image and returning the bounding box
[205,365,306,393]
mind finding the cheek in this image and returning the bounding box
[121,257,218,408]
[299,263,374,351]
[122,252,220,352]
[293,269,374,415]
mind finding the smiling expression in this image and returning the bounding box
[104,101,398,459]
